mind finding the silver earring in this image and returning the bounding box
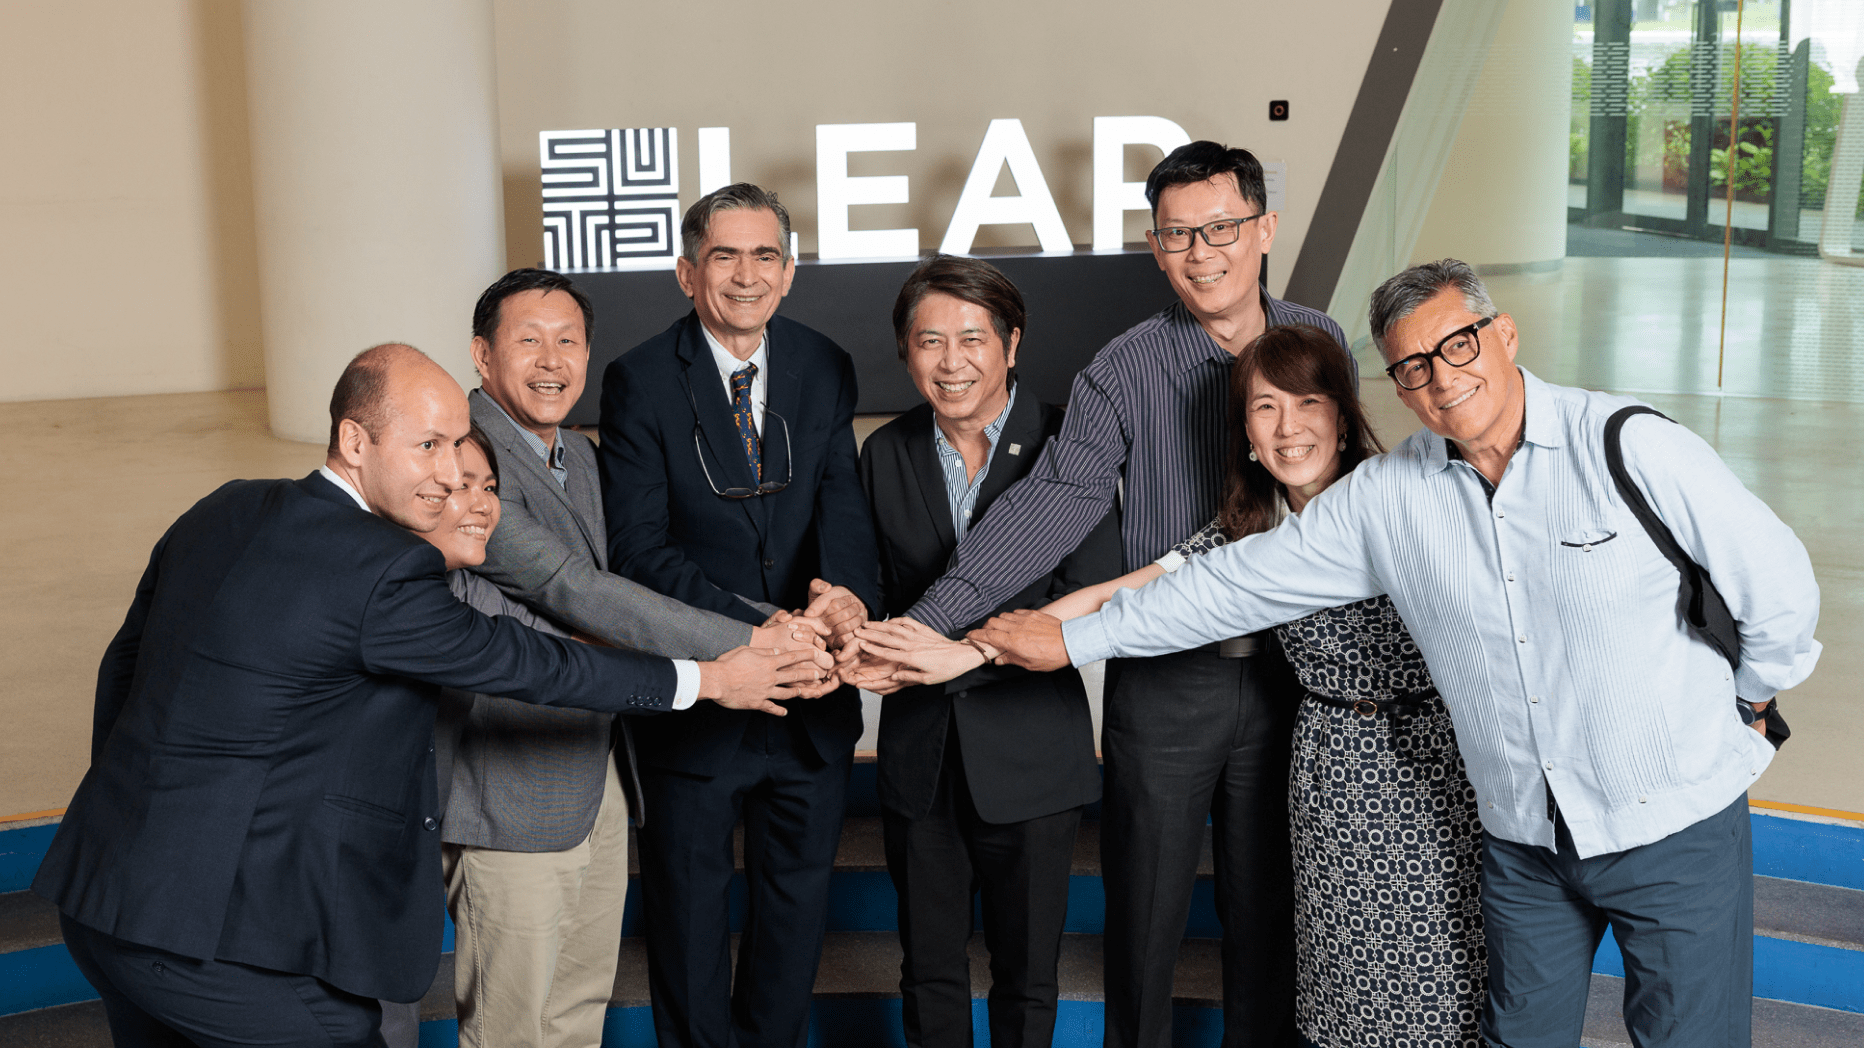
[1338,436,1346,451]
[1247,448,1258,462]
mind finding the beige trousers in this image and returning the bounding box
[442,759,629,1048]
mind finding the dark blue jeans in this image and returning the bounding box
[1479,792,1753,1048]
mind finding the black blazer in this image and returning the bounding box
[860,394,1118,824]
[599,312,881,775]
[32,473,677,1003]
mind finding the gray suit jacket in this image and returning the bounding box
[436,389,752,849]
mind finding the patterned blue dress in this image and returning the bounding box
[1170,522,1486,1048]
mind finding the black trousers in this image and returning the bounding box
[882,716,1082,1048]
[1100,648,1301,1048]
[637,714,851,1048]
[59,913,385,1048]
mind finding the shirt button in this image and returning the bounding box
[1530,695,1540,704]
[1496,509,1505,519]
[957,690,969,699]
[1506,572,1515,582]
[763,559,775,568]
[1517,634,1527,644]
[1638,796,1647,803]
[423,817,438,831]
[1487,802,1495,809]
[1544,760,1554,770]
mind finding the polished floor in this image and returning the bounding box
[1,256,1858,818]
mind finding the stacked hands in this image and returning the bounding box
[838,609,1073,695]
[696,578,872,715]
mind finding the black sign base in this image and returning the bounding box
[565,248,1179,424]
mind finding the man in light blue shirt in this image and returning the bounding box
[975,260,1821,1048]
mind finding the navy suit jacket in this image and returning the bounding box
[600,311,881,774]
[33,473,678,1003]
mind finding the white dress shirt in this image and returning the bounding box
[1062,369,1821,858]
[317,466,698,707]
[701,323,768,435]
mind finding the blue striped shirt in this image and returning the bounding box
[908,294,1347,634]
[934,383,1017,542]
[1063,369,1822,858]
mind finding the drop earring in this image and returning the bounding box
[1338,435,1346,451]
[1248,447,1258,462]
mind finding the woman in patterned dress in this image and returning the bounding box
[855,325,1487,1048]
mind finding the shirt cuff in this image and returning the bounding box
[1061,614,1116,667]
[671,660,700,710]
[1154,550,1188,574]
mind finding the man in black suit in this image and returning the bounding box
[599,183,882,1048]
[33,343,823,1048]
[846,255,1118,1048]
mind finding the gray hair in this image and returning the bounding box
[1367,259,1498,356]
[680,182,792,263]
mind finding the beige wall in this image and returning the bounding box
[1410,0,1573,269]
[0,0,263,403]
[0,0,1410,406]
[490,0,1400,299]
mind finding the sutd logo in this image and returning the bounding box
[541,127,681,272]
[540,118,1288,273]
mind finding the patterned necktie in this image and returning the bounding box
[730,363,761,482]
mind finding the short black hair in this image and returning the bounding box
[1144,141,1267,221]
[890,254,1026,361]
[471,268,595,346]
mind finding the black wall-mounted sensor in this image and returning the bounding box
[1269,100,1289,121]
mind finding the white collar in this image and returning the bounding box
[700,323,768,380]
[318,466,373,514]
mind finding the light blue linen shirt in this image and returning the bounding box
[934,383,1017,542]
[1063,369,1821,858]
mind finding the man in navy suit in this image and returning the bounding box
[33,343,824,1048]
[599,183,881,1048]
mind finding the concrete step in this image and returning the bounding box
[1754,875,1864,952]
[1583,972,1864,1048]
[15,939,1856,1048]
[414,932,1221,1020]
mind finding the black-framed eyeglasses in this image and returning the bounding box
[1147,213,1265,253]
[1384,316,1494,391]
[693,410,792,498]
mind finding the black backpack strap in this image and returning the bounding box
[1602,406,1741,672]
[1602,407,1785,748]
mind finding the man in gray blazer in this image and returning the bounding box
[435,268,829,1048]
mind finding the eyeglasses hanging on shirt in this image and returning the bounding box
[693,410,792,499]
[682,368,792,499]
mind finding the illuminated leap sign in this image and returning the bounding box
[541,119,1287,272]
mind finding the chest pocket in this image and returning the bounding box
[1548,513,1640,606]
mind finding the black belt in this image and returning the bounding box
[1304,687,1439,717]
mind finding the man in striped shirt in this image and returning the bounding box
[900,141,1350,1048]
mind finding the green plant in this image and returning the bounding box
[1710,125,1774,196]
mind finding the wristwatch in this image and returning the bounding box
[1736,698,1771,726]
